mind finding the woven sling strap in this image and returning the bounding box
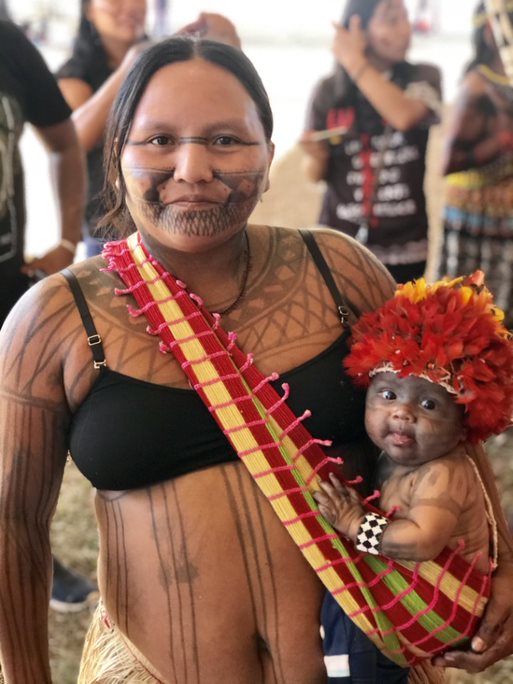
[103,233,492,667]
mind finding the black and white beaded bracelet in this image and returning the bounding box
[355,512,389,555]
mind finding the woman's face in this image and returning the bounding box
[366,0,411,65]
[120,58,274,252]
[87,0,146,44]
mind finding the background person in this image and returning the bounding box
[0,19,84,323]
[300,0,442,283]
[56,0,241,256]
[0,17,98,613]
[436,1,513,328]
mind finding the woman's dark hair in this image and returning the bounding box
[341,0,383,29]
[68,0,110,79]
[101,37,274,235]
[464,2,497,73]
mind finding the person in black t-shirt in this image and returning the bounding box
[0,19,96,614]
[300,0,442,283]
[0,19,84,325]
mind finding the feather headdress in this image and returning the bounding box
[344,271,513,442]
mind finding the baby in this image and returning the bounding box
[314,271,513,683]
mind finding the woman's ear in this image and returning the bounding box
[263,142,275,193]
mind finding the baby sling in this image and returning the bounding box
[103,231,492,667]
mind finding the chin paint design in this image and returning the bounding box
[124,166,266,237]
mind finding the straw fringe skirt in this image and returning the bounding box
[78,604,165,683]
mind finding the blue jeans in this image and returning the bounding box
[321,592,409,684]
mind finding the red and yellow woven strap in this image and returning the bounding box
[102,233,491,666]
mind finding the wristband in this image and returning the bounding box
[59,239,78,255]
[355,511,389,555]
[351,61,370,84]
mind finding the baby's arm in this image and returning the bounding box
[378,461,465,560]
[315,457,468,560]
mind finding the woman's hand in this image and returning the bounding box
[332,15,368,76]
[176,13,241,48]
[299,130,330,182]
[433,563,513,672]
[313,473,365,539]
[22,244,75,278]
[299,131,330,161]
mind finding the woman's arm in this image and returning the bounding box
[58,44,147,152]
[311,228,396,315]
[0,279,74,682]
[332,16,439,131]
[441,71,507,175]
[22,118,86,276]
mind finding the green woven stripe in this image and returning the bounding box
[366,556,461,642]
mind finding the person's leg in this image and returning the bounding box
[51,556,97,613]
[321,591,380,683]
[320,592,353,682]
[321,592,410,684]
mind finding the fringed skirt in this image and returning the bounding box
[78,603,166,683]
[437,159,513,327]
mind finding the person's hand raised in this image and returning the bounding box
[332,15,367,76]
[176,13,241,49]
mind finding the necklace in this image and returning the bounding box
[217,232,251,316]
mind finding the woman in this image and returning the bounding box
[0,38,511,684]
[436,1,513,328]
[300,0,442,283]
[56,0,240,255]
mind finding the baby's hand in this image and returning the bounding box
[314,473,365,539]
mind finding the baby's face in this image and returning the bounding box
[365,373,466,467]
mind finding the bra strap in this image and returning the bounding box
[299,229,360,326]
[62,268,107,369]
